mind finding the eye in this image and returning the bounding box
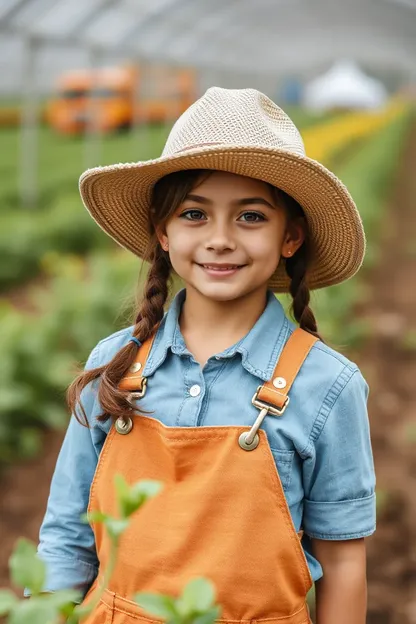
[179,209,207,221]
[238,211,266,223]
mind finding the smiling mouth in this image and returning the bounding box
[198,263,245,271]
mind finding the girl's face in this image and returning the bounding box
[158,171,304,303]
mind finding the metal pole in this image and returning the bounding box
[19,35,40,208]
[83,46,103,170]
[132,58,152,161]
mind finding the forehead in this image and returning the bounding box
[191,171,275,199]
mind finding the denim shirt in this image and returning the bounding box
[34,290,376,597]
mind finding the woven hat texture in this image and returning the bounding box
[79,87,365,292]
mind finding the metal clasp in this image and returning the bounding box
[239,407,269,451]
[239,386,290,452]
[251,385,290,416]
[127,377,147,403]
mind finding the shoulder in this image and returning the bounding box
[310,337,368,400]
[87,325,134,368]
[287,329,368,436]
[297,329,363,384]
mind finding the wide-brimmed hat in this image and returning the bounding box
[79,87,365,292]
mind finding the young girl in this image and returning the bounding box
[35,87,376,624]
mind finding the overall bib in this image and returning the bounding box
[82,329,317,624]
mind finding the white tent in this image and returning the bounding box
[303,60,388,111]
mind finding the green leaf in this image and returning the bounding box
[115,475,163,518]
[9,539,46,594]
[0,589,18,615]
[104,517,130,540]
[134,592,178,619]
[114,473,131,501]
[47,589,82,610]
[132,480,164,500]
[8,597,58,624]
[82,510,108,524]
[191,606,221,624]
[180,578,216,614]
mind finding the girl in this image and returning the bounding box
[35,87,376,624]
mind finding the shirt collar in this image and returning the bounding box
[144,289,291,381]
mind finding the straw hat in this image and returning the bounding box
[79,87,365,292]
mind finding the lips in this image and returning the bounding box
[200,264,243,271]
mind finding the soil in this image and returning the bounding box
[0,125,415,621]
[356,121,416,623]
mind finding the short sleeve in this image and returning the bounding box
[302,367,376,540]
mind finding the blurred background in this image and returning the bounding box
[0,0,415,622]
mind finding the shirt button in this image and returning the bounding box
[189,384,201,397]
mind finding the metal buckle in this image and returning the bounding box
[251,385,290,416]
[127,377,147,402]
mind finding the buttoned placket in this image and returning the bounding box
[172,352,231,427]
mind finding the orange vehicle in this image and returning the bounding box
[47,65,196,135]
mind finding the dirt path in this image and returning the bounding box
[356,120,416,623]
[0,125,415,621]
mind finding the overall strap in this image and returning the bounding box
[253,328,318,416]
[119,335,156,397]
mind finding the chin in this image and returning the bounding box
[196,283,254,302]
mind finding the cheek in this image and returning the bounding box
[165,222,199,263]
[246,228,283,264]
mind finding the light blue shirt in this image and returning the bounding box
[35,290,376,597]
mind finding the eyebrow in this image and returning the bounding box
[185,193,275,209]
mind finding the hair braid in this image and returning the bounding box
[134,244,171,341]
[68,241,171,425]
[285,242,323,341]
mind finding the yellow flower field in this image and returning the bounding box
[302,99,407,163]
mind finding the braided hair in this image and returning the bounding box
[272,189,322,341]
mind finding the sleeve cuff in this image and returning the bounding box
[24,554,97,599]
[303,492,376,540]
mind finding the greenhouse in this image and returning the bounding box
[0,2,415,623]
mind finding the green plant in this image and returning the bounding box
[0,475,220,624]
[0,111,337,292]
[311,109,412,346]
[0,251,141,465]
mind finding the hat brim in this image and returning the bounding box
[79,144,365,292]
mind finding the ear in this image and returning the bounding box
[156,227,169,252]
[281,218,306,258]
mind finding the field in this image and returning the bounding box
[0,102,415,622]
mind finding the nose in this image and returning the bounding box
[204,222,237,253]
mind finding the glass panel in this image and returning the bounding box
[32,0,104,37]
[0,0,25,23]
[83,7,135,45]
[9,0,56,29]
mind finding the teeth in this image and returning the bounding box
[204,265,237,270]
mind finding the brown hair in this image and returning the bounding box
[67,169,321,426]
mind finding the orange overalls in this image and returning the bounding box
[82,329,317,624]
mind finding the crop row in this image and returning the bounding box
[303,98,407,163]
[0,109,332,292]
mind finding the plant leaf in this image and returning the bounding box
[180,578,216,613]
[82,510,108,524]
[131,480,163,500]
[8,597,58,624]
[191,606,221,624]
[0,589,18,615]
[47,589,82,610]
[104,517,130,540]
[115,476,163,518]
[8,539,46,594]
[134,592,178,619]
